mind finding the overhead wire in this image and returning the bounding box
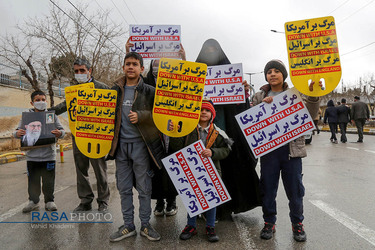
[337,0,375,24]
[110,0,130,25]
[121,0,138,23]
[66,0,125,54]
[328,0,351,15]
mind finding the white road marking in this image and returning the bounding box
[233,215,258,250]
[0,185,69,222]
[346,147,359,150]
[365,150,375,154]
[310,200,375,247]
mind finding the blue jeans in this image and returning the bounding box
[260,145,304,224]
[115,140,152,226]
[187,207,216,228]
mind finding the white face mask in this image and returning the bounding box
[33,101,47,111]
[75,73,89,83]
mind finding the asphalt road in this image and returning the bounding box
[0,131,375,249]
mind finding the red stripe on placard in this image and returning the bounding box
[156,90,202,101]
[244,102,304,136]
[154,108,199,119]
[75,132,113,140]
[130,36,180,41]
[77,100,116,108]
[289,48,339,58]
[176,152,209,210]
[287,29,336,40]
[194,142,229,201]
[291,66,341,76]
[253,121,314,156]
[76,116,114,124]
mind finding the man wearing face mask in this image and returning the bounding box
[50,57,111,212]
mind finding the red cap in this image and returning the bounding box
[201,98,216,121]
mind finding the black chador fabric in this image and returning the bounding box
[196,39,261,219]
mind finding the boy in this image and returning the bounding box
[170,98,232,242]
[108,52,165,242]
[14,90,65,213]
[252,59,320,242]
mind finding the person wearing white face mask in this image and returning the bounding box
[49,57,111,212]
[14,90,65,213]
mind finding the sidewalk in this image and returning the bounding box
[0,143,72,165]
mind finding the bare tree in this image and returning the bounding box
[21,3,124,84]
[0,2,125,105]
[0,34,40,91]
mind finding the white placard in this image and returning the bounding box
[129,25,181,59]
[162,140,231,217]
[235,88,315,158]
[204,63,245,105]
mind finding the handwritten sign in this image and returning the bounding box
[162,140,231,217]
[285,16,341,97]
[153,58,207,137]
[204,63,245,105]
[65,82,94,134]
[75,88,117,158]
[235,88,315,158]
[129,25,181,59]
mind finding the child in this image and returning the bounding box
[108,52,164,242]
[170,98,232,243]
[252,59,320,242]
[14,90,65,213]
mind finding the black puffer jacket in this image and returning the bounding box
[107,75,165,169]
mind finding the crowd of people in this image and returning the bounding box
[323,96,370,143]
[14,38,335,244]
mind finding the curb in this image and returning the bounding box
[0,143,72,165]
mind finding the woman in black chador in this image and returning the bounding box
[196,39,261,220]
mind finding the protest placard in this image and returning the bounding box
[75,88,117,158]
[162,140,231,217]
[285,16,341,97]
[20,111,57,149]
[153,58,207,137]
[204,63,245,105]
[65,82,94,134]
[129,25,181,59]
[235,88,315,158]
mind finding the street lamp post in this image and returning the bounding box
[245,71,263,98]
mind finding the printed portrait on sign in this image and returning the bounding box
[20,111,56,148]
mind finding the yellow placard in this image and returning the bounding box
[65,83,94,134]
[153,58,207,137]
[285,16,341,97]
[75,88,117,158]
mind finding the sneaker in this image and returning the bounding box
[22,201,39,213]
[357,139,363,143]
[165,201,178,216]
[206,226,219,242]
[154,200,165,216]
[179,225,197,240]
[260,222,275,240]
[109,225,136,242]
[45,201,57,211]
[98,203,108,212]
[140,223,161,241]
[73,203,92,212]
[292,223,307,242]
[333,140,338,144]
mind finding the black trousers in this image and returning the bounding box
[27,161,56,203]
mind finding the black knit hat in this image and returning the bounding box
[264,59,288,82]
